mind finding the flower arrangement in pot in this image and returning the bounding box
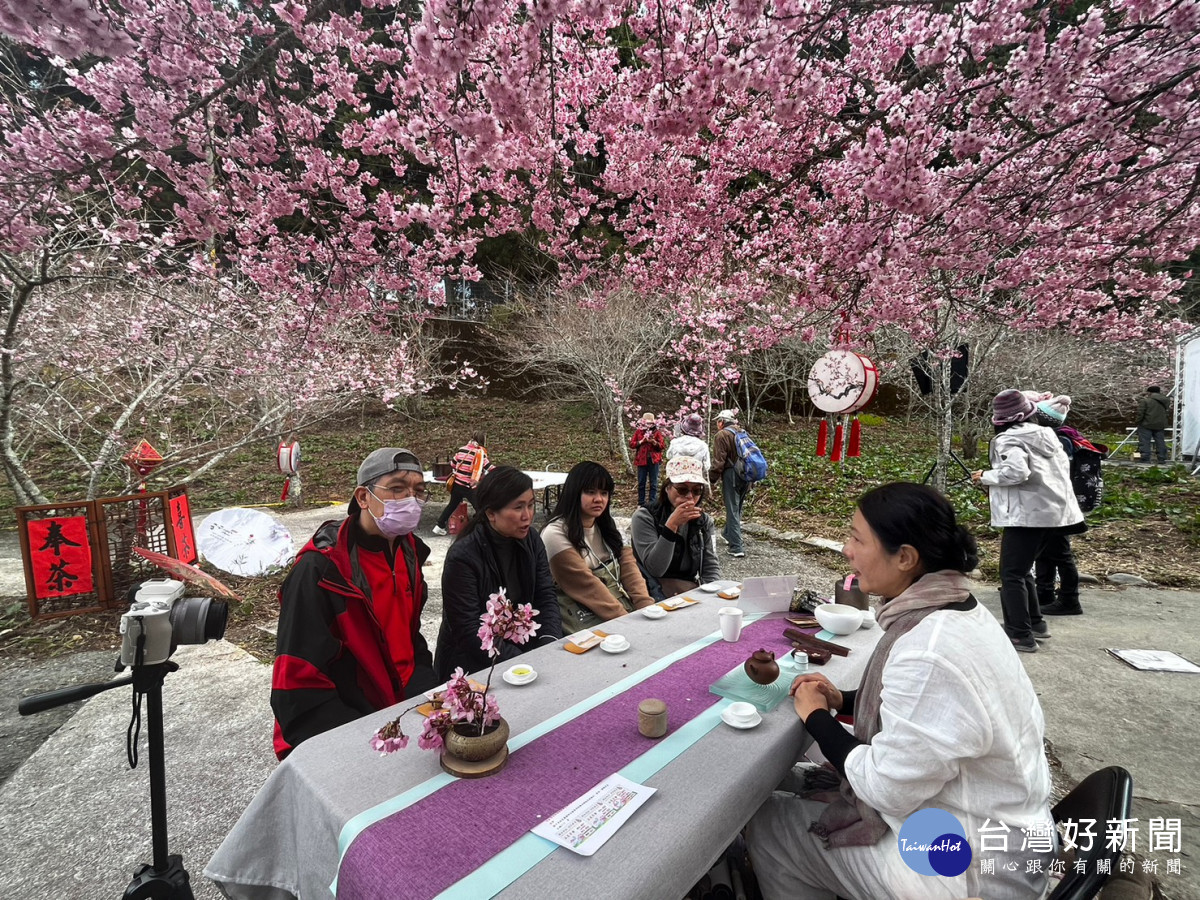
[370,587,540,776]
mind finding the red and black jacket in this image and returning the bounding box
[271,517,433,760]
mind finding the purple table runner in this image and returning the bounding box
[337,617,797,900]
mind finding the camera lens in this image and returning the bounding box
[169,597,229,646]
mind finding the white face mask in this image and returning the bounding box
[369,493,425,538]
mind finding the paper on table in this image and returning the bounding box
[530,773,656,857]
[566,630,604,650]
[1106,648,1200,674]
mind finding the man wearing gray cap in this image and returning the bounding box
[271,448,438,759]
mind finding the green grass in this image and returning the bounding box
[5,397,1199,588]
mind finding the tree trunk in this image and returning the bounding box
[1,282,48,505]
[960,423,981,460]
[931,362,953,493]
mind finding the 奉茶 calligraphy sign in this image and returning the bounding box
[27,516,94,598]
[168,491,197,564]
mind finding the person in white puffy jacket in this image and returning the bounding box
[972,389,1084,653]
[665,412,712,478]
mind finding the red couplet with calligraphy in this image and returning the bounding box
[169,494,198,564]
[28,516,94,599]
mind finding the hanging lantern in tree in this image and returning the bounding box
[277,441,301,502]
[122,439,164,491]
[807,351,880,462]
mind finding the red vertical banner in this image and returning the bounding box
[169,493,198,564]
[27,516,94,598]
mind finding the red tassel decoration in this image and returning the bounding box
[848,416,862,458]
[281,476,292,502]
[830,422,845,462]
[816,419,828,457]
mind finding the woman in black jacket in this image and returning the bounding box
[435,466,563,679]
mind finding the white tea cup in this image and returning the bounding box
[718,607,744,642]
[602,634,628,651]
[727,701,757,723]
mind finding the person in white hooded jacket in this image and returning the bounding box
[665,412,712,478]
[972,389,1084,653]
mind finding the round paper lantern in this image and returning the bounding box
[807,351,880,414]
[277,441,301,476]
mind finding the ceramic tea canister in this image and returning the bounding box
[638,699,669,738]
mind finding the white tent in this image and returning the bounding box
[1177,332,1200,470]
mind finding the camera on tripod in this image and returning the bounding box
[119,579,229,667]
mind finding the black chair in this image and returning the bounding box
[1048,766,1134,900]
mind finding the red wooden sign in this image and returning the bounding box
[27,516,94,598]
[168,492,198,564]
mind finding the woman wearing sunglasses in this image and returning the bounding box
[630,455,722,600]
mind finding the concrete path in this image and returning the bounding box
[1,505,1196,899]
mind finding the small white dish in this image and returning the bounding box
[859,608,876,629]
[699,580,740,593]
[641,605,668,620]
[721,705,763,730]
[600,638,630,653]
[502,666,537,686]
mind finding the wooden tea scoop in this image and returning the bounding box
[784,627,851,657]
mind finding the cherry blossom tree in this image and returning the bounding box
[1,0,1197,500]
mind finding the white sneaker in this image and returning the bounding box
[431,525,447,536]
[730,550,746,558]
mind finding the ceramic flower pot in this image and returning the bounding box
[443,717,510,763]
[744,649,780,685]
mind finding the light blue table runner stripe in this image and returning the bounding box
[332,615,765,895]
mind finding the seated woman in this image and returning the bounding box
[630,455,721,600]
[747,482,1055,900]
[542,461,655,630]
[434,466,563,679]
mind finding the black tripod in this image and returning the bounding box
[921,449,976,486]
[19,660,194,899]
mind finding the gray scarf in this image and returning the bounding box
[803,570,973,848]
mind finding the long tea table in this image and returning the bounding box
[205,576,879,900]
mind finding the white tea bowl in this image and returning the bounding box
[814,602,865,635]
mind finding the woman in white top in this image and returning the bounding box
[748,482,1055,900]
[971,389,1084,653]
[541,461,653,631]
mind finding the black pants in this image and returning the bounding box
[435,482,476,529]
[1035,532,1079,606]
[999,527,1050,641]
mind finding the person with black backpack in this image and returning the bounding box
[1031,396,1083,616]
[1033,395,1106,616]
[971,390,1084,652]
[709,409,768,559]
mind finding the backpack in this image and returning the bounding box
[1070,439,1106,513]
[732,428,768,483]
